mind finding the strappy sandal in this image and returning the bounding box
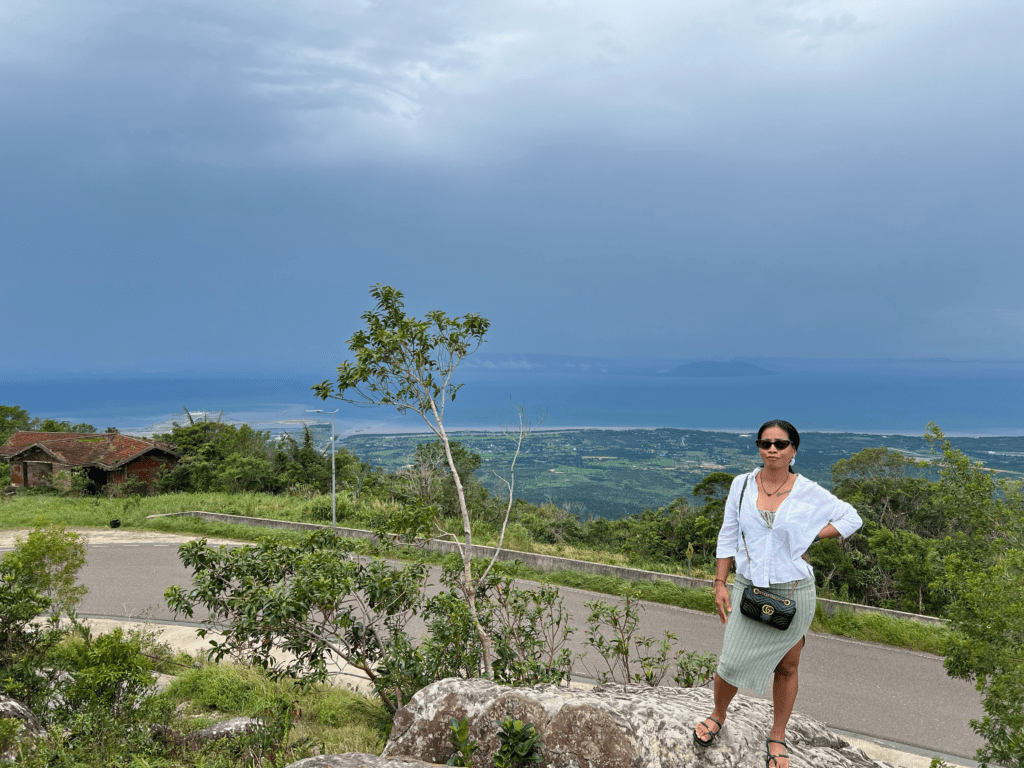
[692,716,722,747]
[765,738,790,768]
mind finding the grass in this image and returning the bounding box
[0,493,950,656]
[159,661,390,755]
[811,605,948,655]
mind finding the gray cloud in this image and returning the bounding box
[0,0,1022,371]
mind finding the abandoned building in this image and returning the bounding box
[0,431,179,493]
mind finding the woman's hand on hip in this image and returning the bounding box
[715,583,731,624]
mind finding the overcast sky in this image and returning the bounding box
[2,0,1022,376]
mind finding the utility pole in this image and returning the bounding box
[307,409,339,528]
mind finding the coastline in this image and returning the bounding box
[123,416,1024,440]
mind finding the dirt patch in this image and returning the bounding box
[0,528,245,550]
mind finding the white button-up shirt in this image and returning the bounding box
[716,469,863,587]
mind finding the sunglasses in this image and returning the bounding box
[756,439,794,450]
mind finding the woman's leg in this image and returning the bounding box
[695,672,739,741]
[767,637,805,767]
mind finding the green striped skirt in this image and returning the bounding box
[717,573,816,694]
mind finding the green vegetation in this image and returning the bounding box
[583,587,717,686]
[0,524,389,765]
[340,427,1024,519]
[0,405,97,443]
[447,716,480,767]
[161,662,391,755]
[312,283,537,680]
[493,717,545,768]
[810,606,948,655]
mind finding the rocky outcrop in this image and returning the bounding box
[358,679,892,768]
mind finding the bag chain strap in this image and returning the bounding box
[738,474,798,601]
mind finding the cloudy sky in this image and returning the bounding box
[3,0,1022,376]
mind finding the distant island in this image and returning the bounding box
[664,361,775,377]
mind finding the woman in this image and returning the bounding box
[692,420,862,768]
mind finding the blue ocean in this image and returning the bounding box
[4,356,1024,439]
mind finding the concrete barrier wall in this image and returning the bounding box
[149,510,947,628]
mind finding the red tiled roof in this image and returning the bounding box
[0,432,178,469]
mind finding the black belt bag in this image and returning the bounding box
[737,475,798,631]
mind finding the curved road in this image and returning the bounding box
[67,540,984,761]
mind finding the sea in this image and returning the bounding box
[4,356,1024,441]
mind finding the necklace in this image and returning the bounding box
[760,473,791,497]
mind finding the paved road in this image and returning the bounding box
[68,539,984,761]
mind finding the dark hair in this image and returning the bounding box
[757,419,800,473]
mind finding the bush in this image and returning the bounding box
[307,493,350,522]
[2,524,86,617]
[0,525,87,710]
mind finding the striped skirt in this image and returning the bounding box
[716,573,816,694]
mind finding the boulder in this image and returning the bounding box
[362,679,893,768]
[287,756,441,768]
[191,716,263,743]
[0,693,47,761]
[152,715,265,748]
[0,694,45,739]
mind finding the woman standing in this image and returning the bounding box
[692,420,862,768]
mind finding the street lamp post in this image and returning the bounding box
[307,409,339,529]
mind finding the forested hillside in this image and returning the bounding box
[340,427,1024,519]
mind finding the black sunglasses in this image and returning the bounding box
[756,439,793,450]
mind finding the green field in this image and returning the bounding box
[340,428,1024,519]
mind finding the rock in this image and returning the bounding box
[0,693,48,761]
[0,694,46,739]
[375,679,893,768]
[152,716,265,749]
[287,756,442,768]
[191,716,263,742]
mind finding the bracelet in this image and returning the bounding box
[714,578,727,588]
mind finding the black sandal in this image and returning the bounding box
[693,716,722,747]
[765,738,790,768]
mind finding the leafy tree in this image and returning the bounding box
[944,547,1024,768]
[516,501,584,546]
[925,424,1024,768]
[314,284,523,678]
[832,447,936,534]
[35,418,96,433]
[218,453,277,493]
[1,405,95,442]
[864,525,943,614]
[273,426,331,493]
[0,405,33,444]
[156,420,274,493]
[692,472,734,517]
[925,423,1010,550]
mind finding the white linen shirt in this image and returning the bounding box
[716,469,863,587]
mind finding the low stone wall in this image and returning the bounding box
[148,511,947,628]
